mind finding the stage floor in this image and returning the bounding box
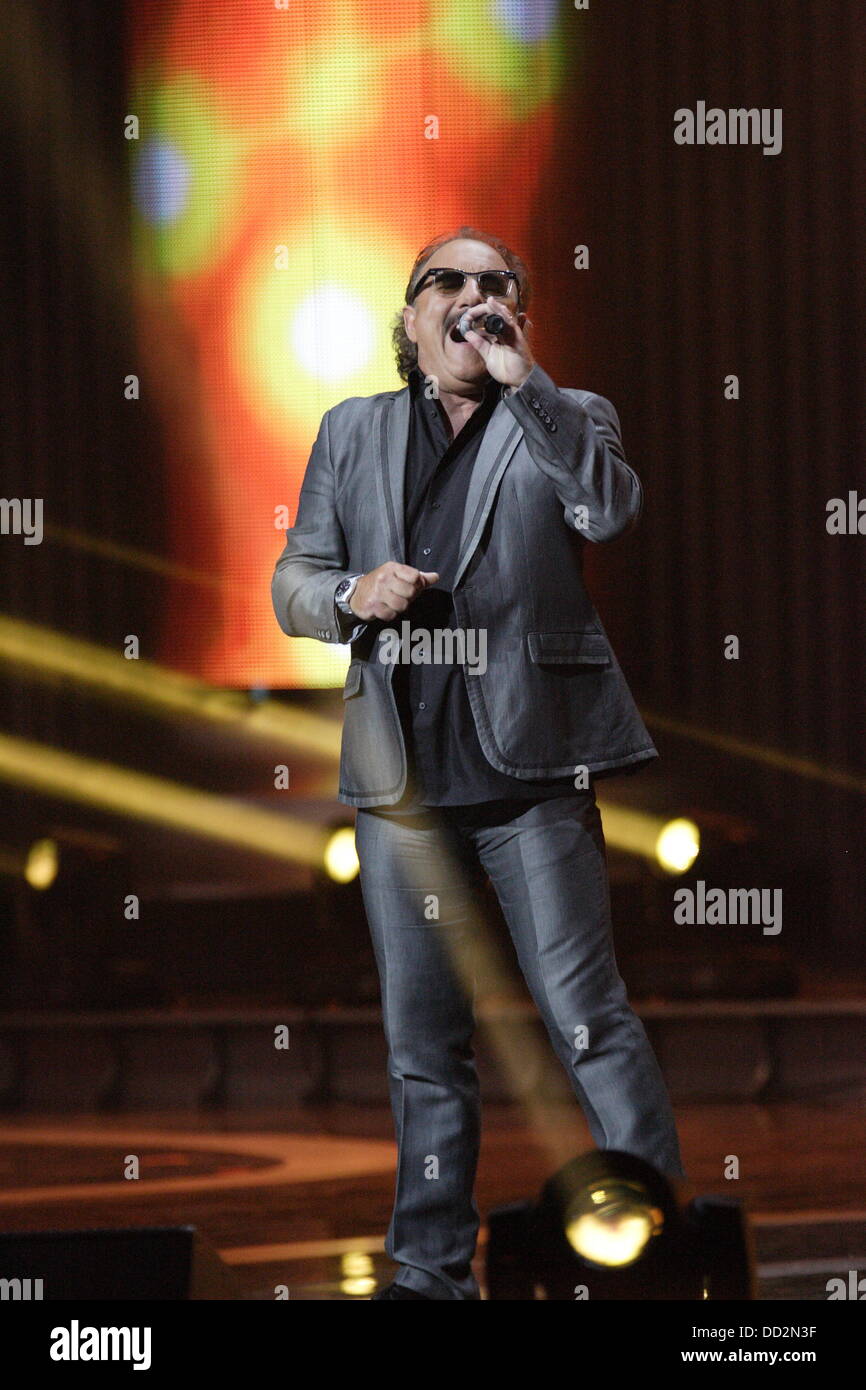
[0,1095,864,1299]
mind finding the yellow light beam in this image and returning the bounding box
[2,617,855,796]
[0,732,329,867]
[0,616,341,762]
[598,803,700,873]
[42,524,231,591]
[645,711,866,797]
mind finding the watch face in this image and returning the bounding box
[336,577,357,612]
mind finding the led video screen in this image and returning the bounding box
[130,0,568,686]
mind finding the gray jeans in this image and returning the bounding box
[354,791,685,1300]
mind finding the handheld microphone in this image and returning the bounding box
[454,311,506,342]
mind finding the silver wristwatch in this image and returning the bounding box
[334,574,362,616]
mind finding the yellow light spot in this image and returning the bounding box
[655,817,701,874]
[235,216,414,437]
[565,1182,664,1268]
[340,1251,375,1297]
[25,838,60,890]
[324,826,359,883]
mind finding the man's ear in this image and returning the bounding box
[402,305,417,343]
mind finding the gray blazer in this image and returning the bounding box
[271,361,658,807]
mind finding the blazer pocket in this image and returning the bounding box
[526,630,611,666]
[342,660,363,698]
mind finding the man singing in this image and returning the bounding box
[271,227,685,1301]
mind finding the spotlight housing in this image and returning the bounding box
[487,1149,755,1300]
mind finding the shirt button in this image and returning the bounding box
[422,547,431,556]
[418,702,426,710]
[431,502,440,509]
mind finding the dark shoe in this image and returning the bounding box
[370,1282,434,1300]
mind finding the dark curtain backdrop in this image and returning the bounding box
[532,0,865,951]
[0,0,166,743]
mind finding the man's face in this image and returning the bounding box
[402,238,523,395]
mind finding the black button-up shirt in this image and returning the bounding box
[378,364,574,813]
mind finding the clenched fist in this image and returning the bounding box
[350,562,440,623]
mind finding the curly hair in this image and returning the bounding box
[391,226,532,382]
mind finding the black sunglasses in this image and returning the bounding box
[407,266,521,306]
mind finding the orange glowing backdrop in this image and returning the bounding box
[129,0,569,686]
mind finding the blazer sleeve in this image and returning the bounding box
[503,362,643,542]
[270,408,367,645]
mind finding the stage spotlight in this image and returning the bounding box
[323,826,359,883]
[340,1251,376,1298]
[0,837,60,891]
[24,837,60,890]
[564,1177,665,1268]
[536,1151,677,1284]
[595,799,700,871]
[655,816,700,874]
[486,1149,755,1300]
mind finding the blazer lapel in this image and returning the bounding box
[376,387,523,586]
[376,388,410,563]
[453,402,522,589]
